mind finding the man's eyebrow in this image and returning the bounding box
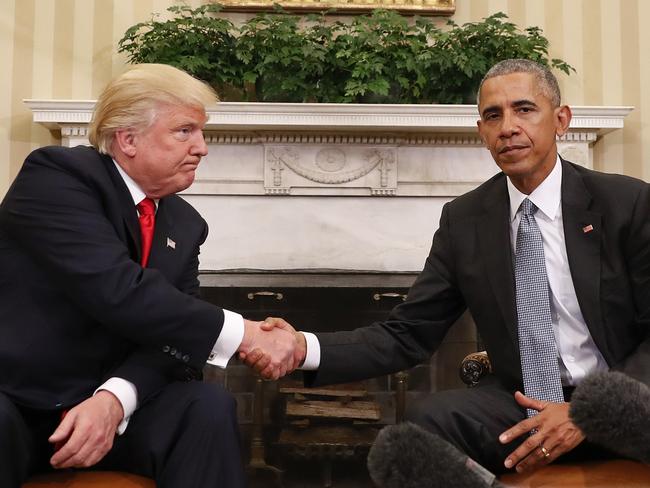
[481,99,538,118]
[173,119,199,128]
[481,105,501,117]
[512,99,537,108]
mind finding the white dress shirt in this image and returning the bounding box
[301,156,609,387]
[97,162,245,434]
[507,157,608,386]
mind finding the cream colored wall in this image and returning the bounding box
[1,0,648,197]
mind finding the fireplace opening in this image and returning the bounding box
[199,271,478,487]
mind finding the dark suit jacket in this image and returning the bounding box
[308,159,650,390]
[0,145,224,409]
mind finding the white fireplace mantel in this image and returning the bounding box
[25,100,632,273]
[212,103,629,132]
[26,99,631,134]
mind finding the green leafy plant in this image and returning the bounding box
[328,10,434,103]
[235,10,331,102]
[423,12,574,103]
[118,4,240,97]
[118,5,574,103]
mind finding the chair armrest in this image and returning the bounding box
[459,351,492,388]
[394,371,409,423]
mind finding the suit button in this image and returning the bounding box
[170,348,177,356]
[182,354,190,363]
[163,345,170,353]
[175,352,182,360]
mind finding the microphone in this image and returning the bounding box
[367,422,503,488]
[569,371,650,464]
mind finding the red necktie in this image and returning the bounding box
[137,198,156,267]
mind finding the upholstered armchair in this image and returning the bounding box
[23,471,154,487]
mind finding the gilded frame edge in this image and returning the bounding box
[217,0,455,15]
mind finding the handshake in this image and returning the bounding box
[238,318,305,380]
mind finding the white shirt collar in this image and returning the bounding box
[507,155,562,222]
[112,160,157,208]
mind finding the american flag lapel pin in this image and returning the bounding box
[166,237,176,249]
[582,224,594,234]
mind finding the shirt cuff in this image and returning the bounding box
[95,377,138,436]
[299,332,321,370]
[207,309,244,368]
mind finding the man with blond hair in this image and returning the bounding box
[0,64,298,487]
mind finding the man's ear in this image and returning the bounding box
[555,105,572,137]
[476,120,487,147]
[113,129,137,158]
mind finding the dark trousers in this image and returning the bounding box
[404,375,612,474]
[0,382,246,488]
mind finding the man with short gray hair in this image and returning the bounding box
[248,58,650,480]
[477,58,562,107]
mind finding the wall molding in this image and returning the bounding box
[25,100,632,136]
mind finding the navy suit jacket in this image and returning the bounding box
[308,159,650,390]
[0,145,223,409]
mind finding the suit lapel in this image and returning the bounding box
[561,160,608,354]
[100,155,179,269]
[102,156,142,262]
[477,175,519,346]
[147,198,175,270]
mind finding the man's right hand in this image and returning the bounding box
[240,317,306,380]
[49,390,123,469]
[238,319,299,380]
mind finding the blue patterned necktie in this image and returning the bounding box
[515,198,564,417]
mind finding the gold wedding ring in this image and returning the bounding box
[540,446,551,458]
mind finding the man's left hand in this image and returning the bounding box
[49,390,124,469]
[499,391,585,473]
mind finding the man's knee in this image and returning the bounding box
[404,390,465,433]
[180,382,238,429]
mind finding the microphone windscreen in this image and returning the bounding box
[570,371,650,464]
[367,422,499,488]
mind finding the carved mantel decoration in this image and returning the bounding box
[25,100,632,273]
[265,145,397,195]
